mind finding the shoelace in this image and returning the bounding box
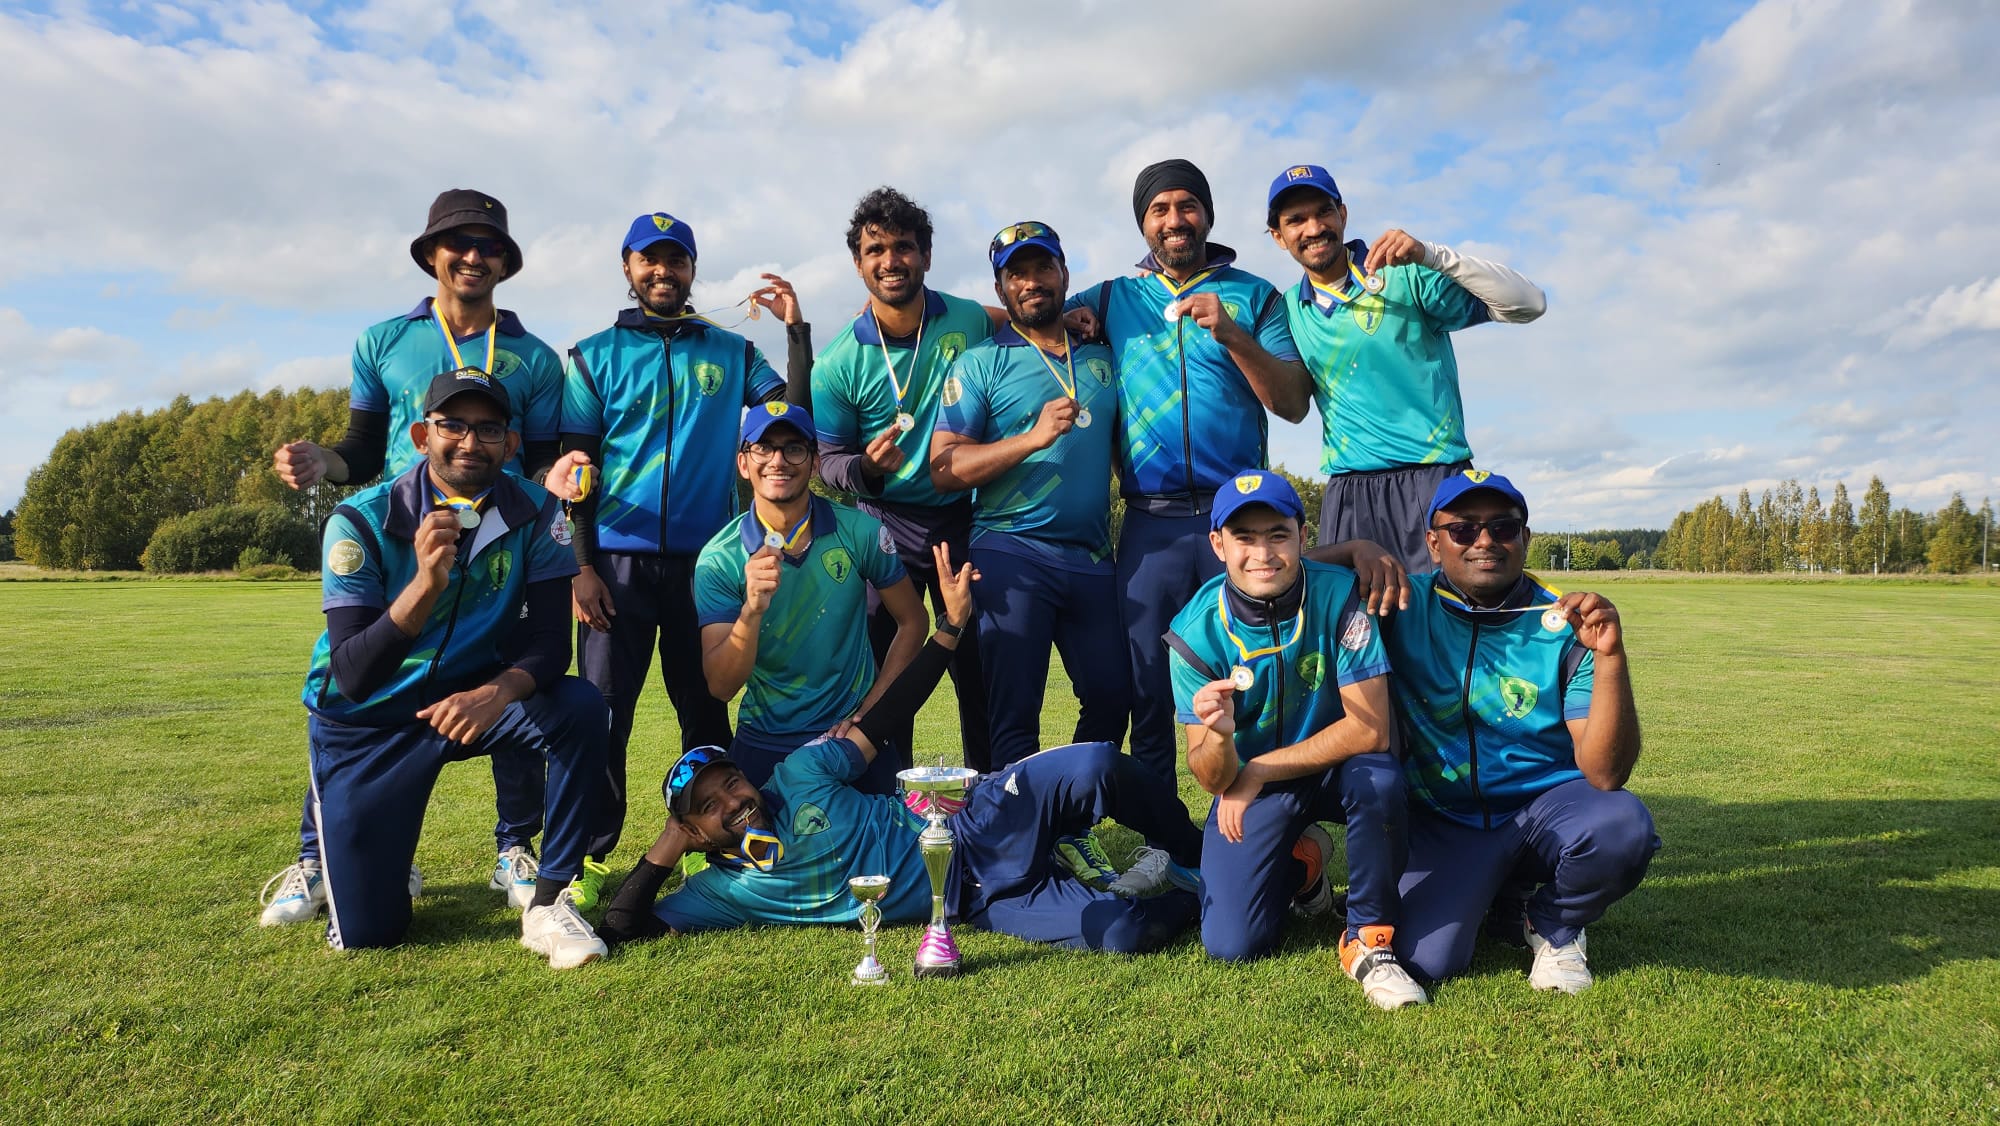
[546,901,594,940]
[505,849,539,881]
[260,864,313,906]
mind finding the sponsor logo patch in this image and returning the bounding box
[1338,609,1373,652]
[879,526,895,556]
[939,376,964,408]
[550,514,572,546]
[327,539,364,576]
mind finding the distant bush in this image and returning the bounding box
[142,504,316,574]
[238,563,306,581]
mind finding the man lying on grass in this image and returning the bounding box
[599,544,1204,954]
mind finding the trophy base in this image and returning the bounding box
[912,923,962,978]
[911,961,961,980]
[850,955,889,986]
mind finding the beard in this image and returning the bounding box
[1148,225,1206,272]
[1008,289,1061,329]
[631,280,686,318]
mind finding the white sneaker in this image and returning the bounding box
[1289,824,1337,918]
[259,861,325,926]
[1341,926,1428,1010]
[1105,846,1174,898]
[490,846,538,911]
[521,898,608,969]
[1525,922,1592,994]
[408,863,424,898]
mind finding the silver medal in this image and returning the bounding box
[1230,665,1255,691]
[1162,300,1181,321]
[453,505,480,530]
[1363,273,1386,294]
[1075,407,1092,429]
[763,532,787,552]
[1541,607,1567,632]
[895,412,916,433]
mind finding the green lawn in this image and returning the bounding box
[2,578,1997,1123]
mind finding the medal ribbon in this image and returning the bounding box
[1215,586,1305,664]
[1432,573,1565,615]
[1310,260,1376,308]
[869,303,925,418]
[1015,324,1078,403]
[756,509,811,553]
[433,304,497,374]
[427,479,493,515]
[1156,267,1219,298]
[640,296,758,332]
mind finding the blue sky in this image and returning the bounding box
[3,0,1995,528]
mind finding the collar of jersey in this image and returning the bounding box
[849,288,948,346]
[383,461,540,544]
[1432,571,1557,621]
[1223,566,1305,627]
[614,305,714,336]
[402,297,528,338]
[992,321,1082,351]
[1133,241,1237,277]
[1292,239,1373,315]
[735,495,838,566]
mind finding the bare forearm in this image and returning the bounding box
[930,433,1042,492]
[1228,344,1310,423]
[703,618,760,700]
[387,578,445,636]
[1246,713,1390,782]
[1185,725,1241,795]
[1576,650,1640,789]
[859,623,924,714]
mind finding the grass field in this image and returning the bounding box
[2,576,1997,1123]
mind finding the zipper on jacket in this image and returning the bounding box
[421,555,471,700]
[1176,319,1195,503]
[1460,621,1490,829]
[658,333,675,552]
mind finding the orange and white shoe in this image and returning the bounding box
[1340,925,1428,1010]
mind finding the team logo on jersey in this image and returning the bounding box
[878,526,895,556]
[791,802,830,837]
[550,513,571,546]
[939,376,964,408]
[1338,609,1373,652]
[490,351,521,379]
[1222,300,1242,322]
[934,332,968,366]
[487,552,511,588]
[1351,296,1384,336]
[1297,651,1326,691]
[327,539,364,576]
[1233,474,1264,494]
[1498,676,1539,719]
[1085,357,1112,387]
[821,547,854,583]
[694,361,724,397]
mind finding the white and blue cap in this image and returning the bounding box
[741,400,815,445]
[1428,468,1530,523]
[1266,164,1342,224]
[1210,470,1306,531]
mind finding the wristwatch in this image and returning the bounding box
[935,619,965,639]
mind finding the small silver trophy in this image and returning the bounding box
[897,765,978,978]
[848,875,892,986]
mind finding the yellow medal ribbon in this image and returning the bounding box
[1215,585,1306,665]
[1014,324,1078,402]
[1433,572,1565,615]
[1156,267,1219,298]
[870,303,925,420]
[1310,260,1378,308]
[756,509,812,554]
[433,304,496,374]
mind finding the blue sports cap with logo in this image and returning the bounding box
[1428,468,1530,523]
[664,744,737,817]
[989,220,1065,274]
[1210,470,1306,531]
[1266,164,1343,224]
[622,212,698,261]
[741,401,815,445]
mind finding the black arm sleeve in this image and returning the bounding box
[328,408,391,486]
[557,433,604,567]
[521,439,560,486]
[854,636,955,751]
[600,859,675,945]
[817,441,883,497]
[327,604,417,702]
[783,322,813,410]
[506,576,573,692]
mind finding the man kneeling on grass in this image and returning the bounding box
[599,544,1204,954]
[292,369,610,968]
[1357,469,1660,993]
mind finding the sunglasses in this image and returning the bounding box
[1432,517,1525,546]
[989,221,1056,256]
[426,416,508,444]
[436,231,510,258]
[746,441,812,465]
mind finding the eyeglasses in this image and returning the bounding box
[746,441,812,465]
[989,221,1056,255]
[1431,517,1525,546]
[426,416,509,444]
[437,231,510,258]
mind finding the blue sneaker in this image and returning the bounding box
[1166,859,1204,897]
[490,846,538,911]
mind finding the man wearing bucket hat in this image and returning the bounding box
[291,368,609,967]
[1060,159,1312,817]
[598,542,1204,956]
[535,211,813,911]
[260,189,567,928]
[1263,163,1546,572]
[1380,469,1657,994]
[1166,470,1426,1010]
[693,403,929,797]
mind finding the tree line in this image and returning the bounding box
[1655,478,1995,574]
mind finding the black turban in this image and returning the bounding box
[1131,159,1213,228]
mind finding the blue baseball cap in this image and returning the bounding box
[741,401,815,445]
[1428,468,1530,523]
[622,212,698,260]
[1266,164,1342,223]
[664,745,736,817]
[989,220,1065,274]
[1210,470,1306,531]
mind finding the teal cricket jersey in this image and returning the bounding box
[1066,245,1299,506]
[1382,571,1595,828]
[563,310,785,555]
[654,735,933,932]
[932,324,1117,570]
[693,497,908,739]
[1286,241,1488,475]
[1166,560,1391,762]
[302,462,578,727]
[350,298,563,479]
[809,289,993,507]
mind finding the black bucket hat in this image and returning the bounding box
[409,188,524,278]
